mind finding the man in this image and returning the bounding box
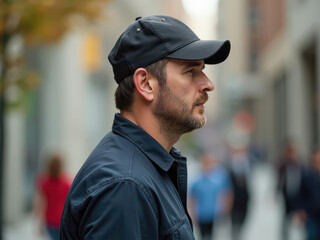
[228,147,250,240]
[277,141,304,240]
[190,154,233,240]
[299,149,320,240]
[60,15,230,240]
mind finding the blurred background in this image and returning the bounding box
[0,0,319,239]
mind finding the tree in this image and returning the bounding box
[0,0,111,238]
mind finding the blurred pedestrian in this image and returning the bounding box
[190,154,233,240]
[59,15,230,239]
[299,149,320,240]
[228,147,251,240]
[33,154,72,240]
[248,140,266,166]
[276,141,304,240]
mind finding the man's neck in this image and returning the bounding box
[120,111,180,152]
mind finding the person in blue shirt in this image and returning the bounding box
[190,154,233,240]
[59,15,230,240]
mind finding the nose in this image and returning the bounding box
[199,74,214,93]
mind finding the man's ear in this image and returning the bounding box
[133,68,156,102]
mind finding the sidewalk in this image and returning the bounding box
[243,161,283,240]
[4,215,50,240]
[243,162,305,240]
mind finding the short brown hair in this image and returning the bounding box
[47,154,63,179]
[115,58,168,111]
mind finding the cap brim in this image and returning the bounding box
[166,40,231,64]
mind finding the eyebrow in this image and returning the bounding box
[182,61,205,71]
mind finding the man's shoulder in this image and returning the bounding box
[75,131,143,176]
[68,130,159,201]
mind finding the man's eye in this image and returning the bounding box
[187,69,195,74]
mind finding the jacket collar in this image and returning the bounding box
[112,113,185,172]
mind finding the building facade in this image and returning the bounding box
[217,0,320,163]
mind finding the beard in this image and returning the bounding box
[153,84,208,135]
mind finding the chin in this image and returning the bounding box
[199,117,207,127]
[194,115,207,129]
[194,112,206,122]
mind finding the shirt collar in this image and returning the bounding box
[112,113,185,172]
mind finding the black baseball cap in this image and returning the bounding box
[108,15,231,84]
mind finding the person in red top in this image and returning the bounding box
[33,154,72,240]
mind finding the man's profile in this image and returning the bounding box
[59,15,230,240]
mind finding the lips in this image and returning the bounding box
[194,93,208,107]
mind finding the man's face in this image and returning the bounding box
[153,59,214,134]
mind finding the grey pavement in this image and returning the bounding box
[242,162,305,240]
[4,215,50,240]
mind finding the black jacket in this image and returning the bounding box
[59,114,194,239]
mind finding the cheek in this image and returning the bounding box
[181,83,198,101]
[174,90,191,106]
[167,78,196,105]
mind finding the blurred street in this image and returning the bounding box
[4,161,305,240]
[1,0,320,239]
